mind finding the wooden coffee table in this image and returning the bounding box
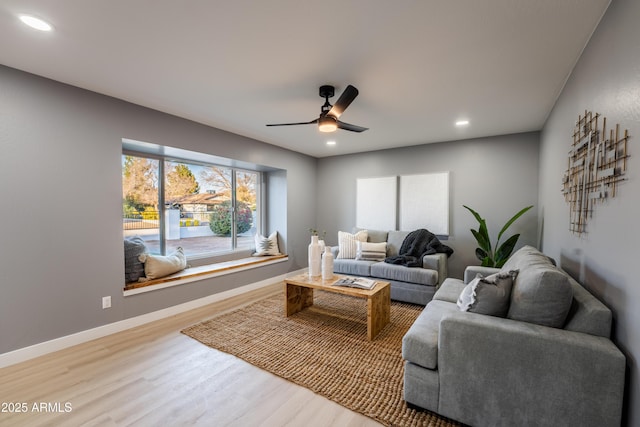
[284,273,391,340]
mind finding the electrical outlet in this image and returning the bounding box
[102,296,111,309]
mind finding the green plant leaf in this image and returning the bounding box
[496,205,533,244]
[464,205,492,253]
[478,221,491,253]
[475,247,488,262]
[481,256,495,267]
[495,234,521,267]
[465,204,532,268]
[470,229,491,253]
[463,205,482,222]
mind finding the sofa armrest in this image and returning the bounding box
[463,265,499,283]
[437,311,625,427]
[423,253,447,286]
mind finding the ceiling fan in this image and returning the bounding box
[266,84,368,133]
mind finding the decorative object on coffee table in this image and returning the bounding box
[322,246,334,280]
[308,235,321,277]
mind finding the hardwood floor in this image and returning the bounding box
[0,284,381,426]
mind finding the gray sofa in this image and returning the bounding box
[331,229,448,305]
[402,245,625,427]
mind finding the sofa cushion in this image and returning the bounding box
[124,236,147,283]
[457,270,518,317]
[502,245,556,271]
[333,259,376,276]
[253,231,281,256]
[356,241,387,261]
[402,300,458,369]
[337,230,368,259]
[370,262,437,286]
[138,247,187,281]
[507,264,573,328]
[386,231,410,257]
[353,228,388,243]
[563,277,612,338]
[433,278,466,303]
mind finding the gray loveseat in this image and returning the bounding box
[332,229,449,305]
[402,245,625,427]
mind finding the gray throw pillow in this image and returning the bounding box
[124,236,147,283]
[507,265,573,328]
[457,270,519,317]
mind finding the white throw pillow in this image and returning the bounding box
[253,231,281,256]
[138,247,187,281]
[337,230,368,259]
[356,241,387,261]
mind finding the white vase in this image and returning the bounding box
[308,235,322,277]
[322,246,334,280]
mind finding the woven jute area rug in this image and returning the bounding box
[182,290,460,427]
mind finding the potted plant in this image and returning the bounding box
[463,205,533,268]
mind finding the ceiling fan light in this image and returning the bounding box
[19,14,53,31]
[318,116,337,132]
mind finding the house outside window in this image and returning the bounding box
[122,153,260,259]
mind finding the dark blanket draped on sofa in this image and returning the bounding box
[385,228,453,267]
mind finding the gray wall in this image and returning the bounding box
[539,0,640,423]
[0,65,316,354]
[316,132,540,279]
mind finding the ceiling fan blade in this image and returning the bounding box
[337,120,368,133]
[327,85,359,119]
[266,118,318,127]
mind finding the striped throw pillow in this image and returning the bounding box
[337,230,368,259]
[356,241,387,261]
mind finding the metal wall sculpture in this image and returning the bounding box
[562,111,629,234]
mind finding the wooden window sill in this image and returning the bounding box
[123,254,288,296]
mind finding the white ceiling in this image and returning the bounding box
[0,0,610,158]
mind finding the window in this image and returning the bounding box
[122,152,260,260]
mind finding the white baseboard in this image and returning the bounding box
[0,269,304,369]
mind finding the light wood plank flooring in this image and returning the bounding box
[0,283,381,427]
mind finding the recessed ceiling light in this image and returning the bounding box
[326,140,337,146]
[19,14,53,32]
[455,120,470,127]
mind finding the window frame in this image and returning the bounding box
[122,148,263,264]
